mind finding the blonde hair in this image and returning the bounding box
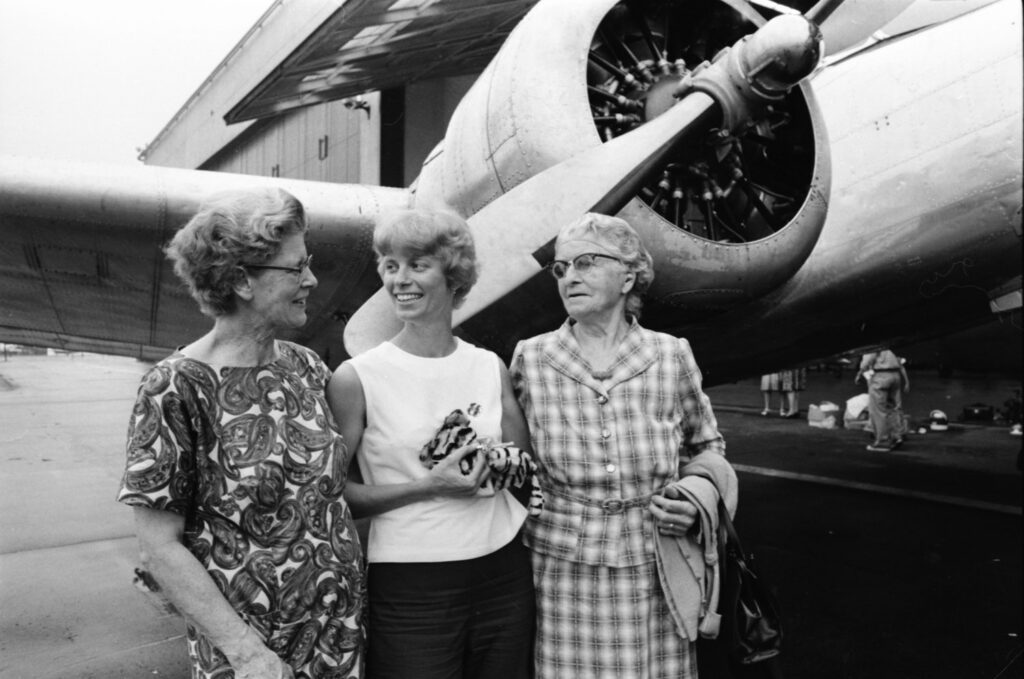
[373,209,479,308]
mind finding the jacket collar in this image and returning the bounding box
[544,317,657,395]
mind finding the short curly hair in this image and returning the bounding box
[373,209,479,308]
[164,188,307,317]
[556,212,655,318]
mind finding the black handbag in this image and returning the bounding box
[697,500,783,679]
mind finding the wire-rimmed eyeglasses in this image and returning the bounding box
[549,253,623,279]
[244,254,313,276]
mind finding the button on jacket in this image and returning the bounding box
[510,319,726,568]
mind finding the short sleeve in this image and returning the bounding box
[509,341,528,408]
[289,341,331,390]
[676,338,726,457]
[859,353,876,372]
[115,361,199,516]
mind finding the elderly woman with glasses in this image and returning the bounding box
[117,188,365,679]
[510,212,738,679]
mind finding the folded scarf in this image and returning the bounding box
[420,408,544,516]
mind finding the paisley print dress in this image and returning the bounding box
[117,341,365,679]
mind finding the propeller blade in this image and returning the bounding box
[342,283,404,357]
[868,0,1000,41]
[811,0,916,56]
[805,0,845,25]
[455,100,719,321]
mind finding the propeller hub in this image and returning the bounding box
[675,13,822,131]
[643,77,681,121]
[739,14,823,97]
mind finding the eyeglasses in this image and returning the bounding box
[549,253,623,279]
[244,254,313,276]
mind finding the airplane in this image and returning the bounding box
[0,0,1020,386]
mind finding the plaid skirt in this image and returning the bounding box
[532,552,697,679]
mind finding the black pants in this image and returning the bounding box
[366,537,535,679]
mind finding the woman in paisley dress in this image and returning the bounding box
[117,188,365,679]
[327,209,536,679]
[510,213,737,679]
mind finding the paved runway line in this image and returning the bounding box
[732,463,1022,516]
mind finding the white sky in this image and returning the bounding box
[0,1,272,165]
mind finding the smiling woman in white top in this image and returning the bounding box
[327,208,536,679]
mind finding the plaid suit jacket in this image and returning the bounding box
[510,319,725,567]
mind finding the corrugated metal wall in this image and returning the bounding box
[203,99,367,183]
[197,76,471,187]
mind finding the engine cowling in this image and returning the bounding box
[414,0,830,315]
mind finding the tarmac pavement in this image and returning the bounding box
[705,370,1022,679]
[705,368,1023,512]
[0,353,187,679]
[0,353,1020,678]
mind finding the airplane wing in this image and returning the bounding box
[225,0,540,123]
[0,157,408,359]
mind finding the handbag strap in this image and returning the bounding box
[717,497,750,563]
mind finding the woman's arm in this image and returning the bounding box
[327,362,490,519]
[651,338,733,534]
[133,507,291,679]
[676,338,726,457]
[855,352,875,384]
[499,362,533,455]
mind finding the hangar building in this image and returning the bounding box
[139,0,532,188]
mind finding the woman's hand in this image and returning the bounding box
[649,485,698,537]
[224,626,294,679]
[428,443,491,497]
[133,509,296,679]
[233,654,294,679]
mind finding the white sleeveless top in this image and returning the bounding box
[348,339,527,563]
